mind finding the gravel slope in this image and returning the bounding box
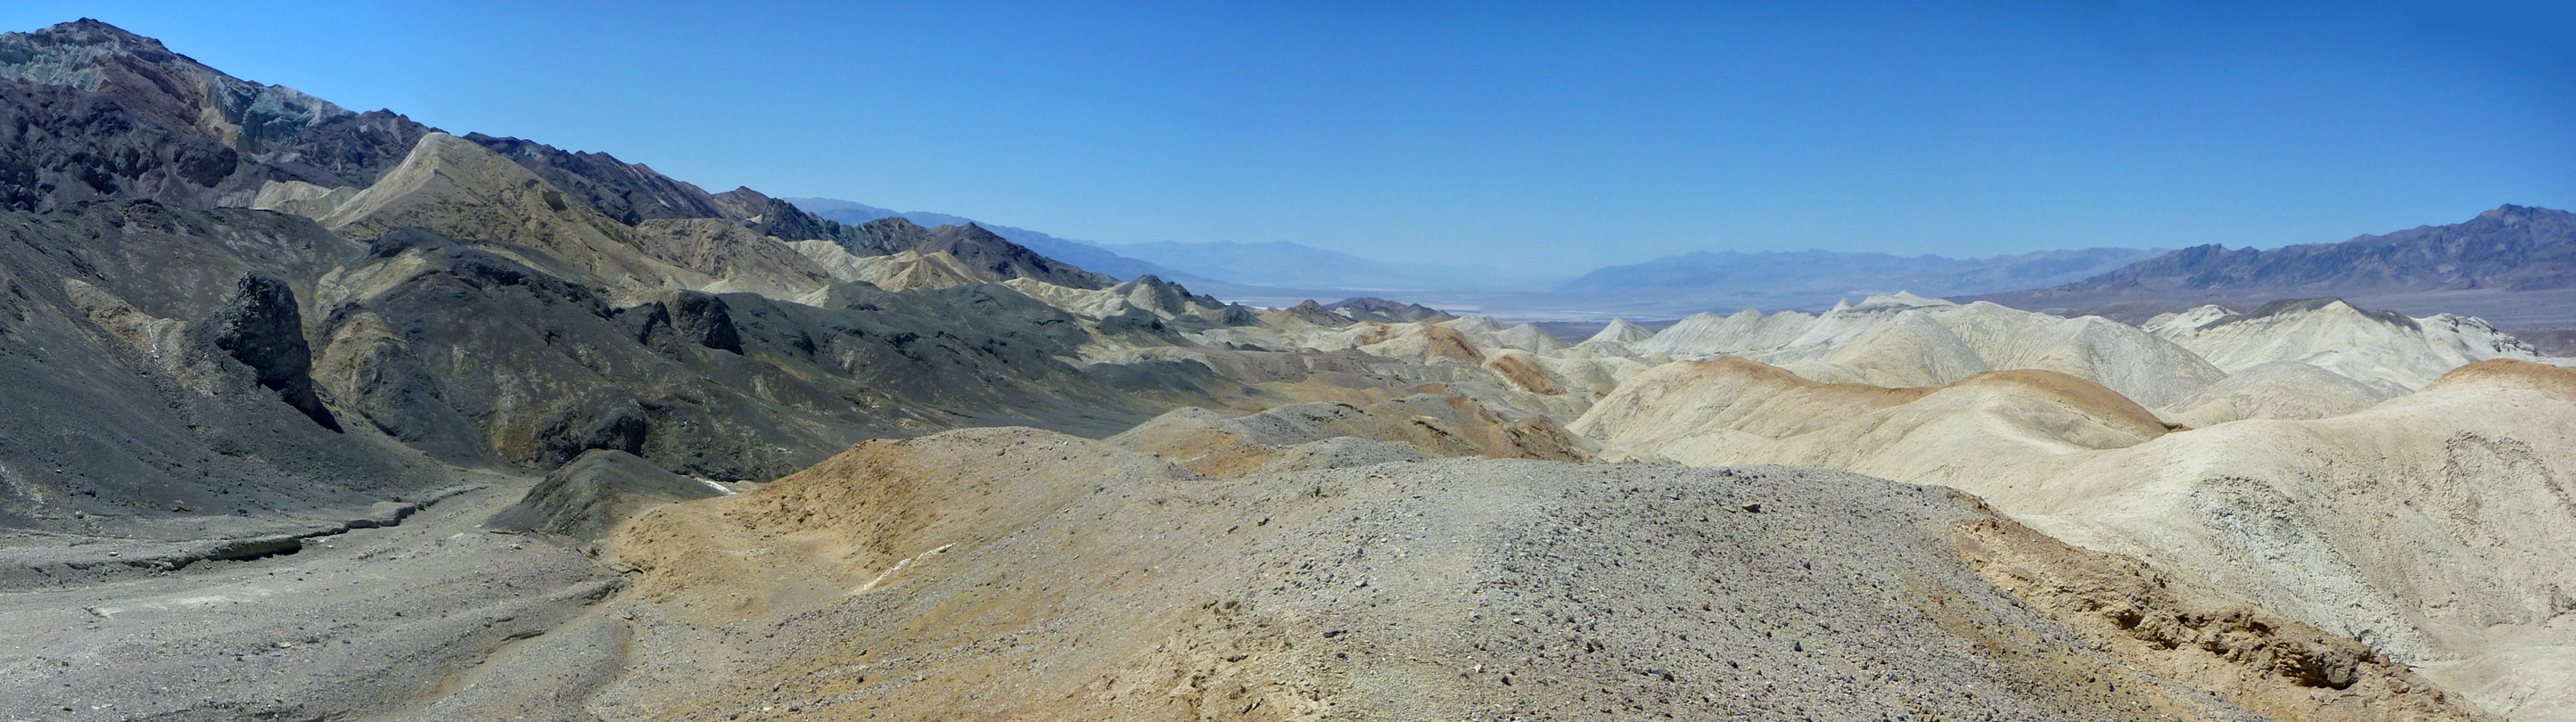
[1576,357,2576,720]
[584,428,2481,721]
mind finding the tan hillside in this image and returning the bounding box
[1575,357,2576,720]
[264,132,704,290]
[2146,299,2553,390]
[1631,295,2227,407]
[579,427,2485,722]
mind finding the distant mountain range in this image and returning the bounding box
[1975,204,2576,330]
[766,192,2576,333]
[781,197,1510,292]
[1550,247,2164,311]
[1106,240,1504,291]
[778,196,2150,306]
[2122,204,2572,291]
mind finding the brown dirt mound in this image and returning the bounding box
[1946,368,2178,438]
[2423,358,2576,400]
[1418,324,1486,364]
[1482,352,1566,395]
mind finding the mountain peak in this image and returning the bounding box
[35,18,164,47]
[3,17,376,182]
[1584,317,1656,345]
[2477,203,2565,224]
[863,215,927,233]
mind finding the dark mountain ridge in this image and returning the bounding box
[781,196,1211,284]
[0,19,430,187]
[462,133,735,225]
[0,20,1216,537]
[0,20,1102,291]
[720,188,1111,288]
[2041,205,2576,293]
[1975,205,2576,329]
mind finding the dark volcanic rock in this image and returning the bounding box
[464,133,730,225]
[0,200,1185,538]
[317,238,1151,480]
[202,270,337,431]
[0,201,362,331]
[0,79,273,211]
[614,291,745,356]
[1278,299,1353,326]
[733,192,1115,289]
[279,109,438,187]
[0,202,428,538]
[0,20,432,187]
[0,23,1229,542]
[1325,296,1452,323]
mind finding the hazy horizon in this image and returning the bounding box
[3,1,2567,275]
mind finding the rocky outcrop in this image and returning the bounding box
[0,79,272,211]
[1268,299,1351,327]
[201,270,336,430]
[0,201,426,538]
[1323,296,1450,323]
[1955,517,2496,720]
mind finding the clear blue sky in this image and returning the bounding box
[6,1,2569,273]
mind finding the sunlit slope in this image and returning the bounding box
[588,427,2479,721]
[1576,357,2576,720]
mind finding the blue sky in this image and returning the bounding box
[5,1,2569,274]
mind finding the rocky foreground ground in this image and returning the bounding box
[3,425,2483,722]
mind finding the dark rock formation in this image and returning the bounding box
[1326,296,1452,323]
[0,201,424,538]
[0,79,270,211]
[202,270,337,431]
[0,19,429,186]
[464,133,730,225]
[0,21,1221,539]
[1277,299,1353,326]
[732,192,1114,289]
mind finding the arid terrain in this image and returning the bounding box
[2,18,2572,722]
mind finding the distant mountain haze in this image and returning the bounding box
[1104,239,1512,291]
[2029,205,2574,293]
[1975,204,2576,331]
[1556,247,2164,305]
[781,197,1213,285]
[784,197,1528,291]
